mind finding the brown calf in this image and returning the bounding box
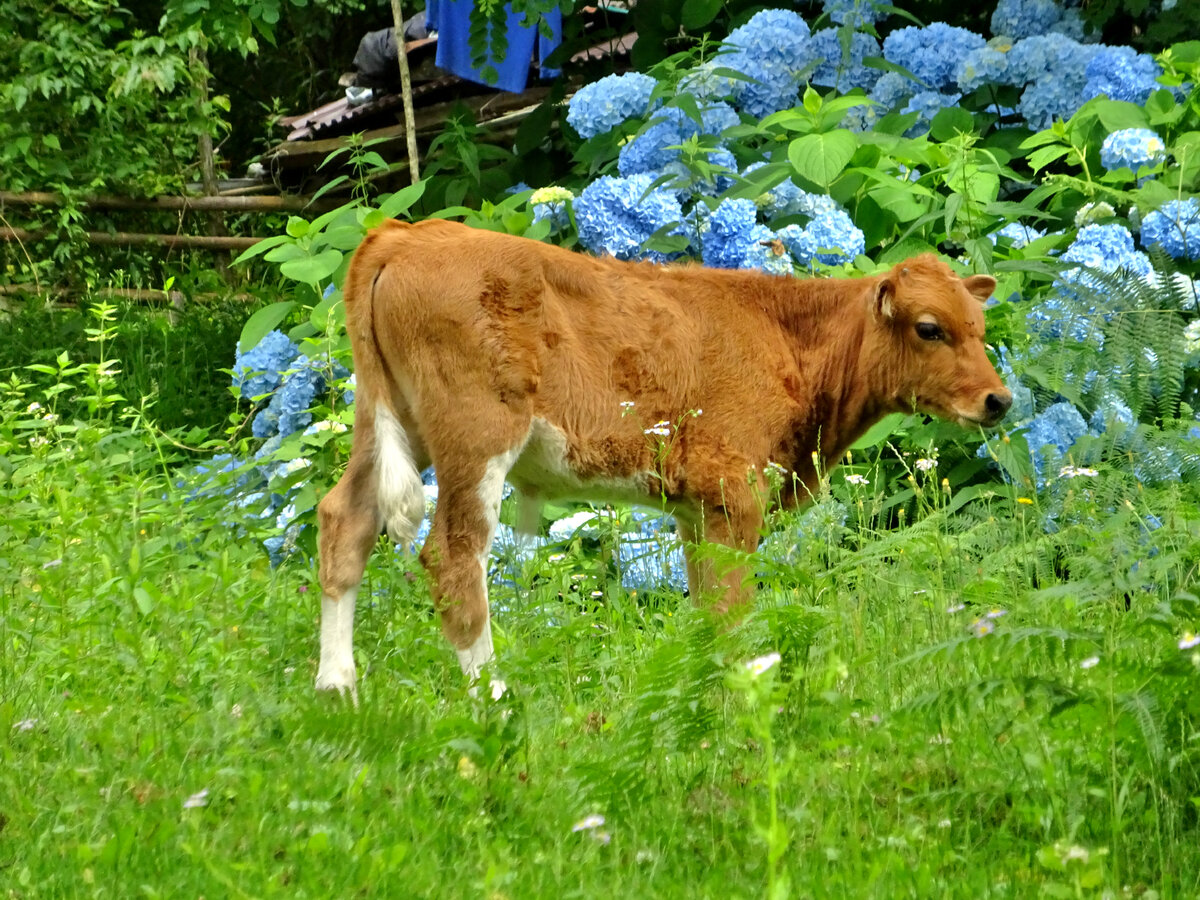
[315,219,1011,699]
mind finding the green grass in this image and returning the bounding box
[4,371,1200,898]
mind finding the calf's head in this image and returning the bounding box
[869,254,1012,427]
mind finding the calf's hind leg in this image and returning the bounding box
[420,441,523,698]
[316,405,427,700]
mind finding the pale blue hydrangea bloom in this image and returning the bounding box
[810,29,882,94]
[1062,223,1153,280]
[1083,46,1163,105]
[990,0,1086,42]
[253,353,349,440]
[574,174,685,262]
[883,23,986,92]
[1089,392,1136,433]
[721,9,817,118]
[990,221,1046,247]
[778,208,865,266]
[869,71,916,112]
[701,198,760,269]
[741,224,795,276]
[1006,33,1098,86]
[1018,77,1086,130]
[822,0,886,28]
[902,90,962,134]
[1026,290,1100,343]
[678,60,737,103]
[743,163,843,221]
[233,330,300,401]
[1100,128,1167,173]
[1140,199,1200,260]
[1021,401,1090,486]
[616,103,739,178]
[566,72,658,140]
[957,40,1018,93]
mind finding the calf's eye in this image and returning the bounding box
[915,321,943,341]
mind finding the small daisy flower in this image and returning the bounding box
[946,603,965,613]
[1059,465,1099,478]
[1179,632,1200,650]
[845,474,869,486]
[970,618,995,638]
[182,788,210,809]
[644,421,671,437]
[572,813,606,832]
[13,718,37,732]
[619,400,635,411]
[985,608,1008,620]
[26,401,42,413]
[915,457,937,473]
[744,652,782,678]
[1080,656,1100,669]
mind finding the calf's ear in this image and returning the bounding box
[962,274,997,304]
[874,277,895,321]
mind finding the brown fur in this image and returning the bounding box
[318,219,1011,669]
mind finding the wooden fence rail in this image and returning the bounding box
[0,190,338,213]
[1,226,262,251]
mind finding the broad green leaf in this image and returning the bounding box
[285,216,310,238]
[232,233,290,264]
[378,180,427,220]
[788,129,858,189]
[851,413,912,449]
[263,242,307,263]
[930,107,975,142]
[321,226,366,251]
[239,300,296,354]
[280,248,343,285]
[680,0,723,29]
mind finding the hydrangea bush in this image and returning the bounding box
[225,0,1200,571]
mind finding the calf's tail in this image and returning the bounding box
[343,223,426,549]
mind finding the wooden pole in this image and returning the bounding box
[192,44,229,283]
[0,191,340,212]
[389,0,422,182]
[0,227,261,251]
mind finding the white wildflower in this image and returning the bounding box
[744,652,781,678]
[182,788,210,809]
[572,813,606,832]
[1059,465,1098,478]
[845,474,869,486]
[914,457,937,473]
[1080,656,1100,669]
[1179,632,1200,650]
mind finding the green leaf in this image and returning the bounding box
[680,0,723,29]
[788,130,858,189]
[1027,144,1072,173]
[850,413,913,449]
[239,300,296,354]
[378,180,427,220]
[279,249,343,285]
[285,216,310,238]
[232,234,290,264]
[930,107,975,142]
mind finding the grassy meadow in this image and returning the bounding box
[3,305,1200,899]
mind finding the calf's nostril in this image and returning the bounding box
[985,392,1012,419]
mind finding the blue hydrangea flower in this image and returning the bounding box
[721,9,817,118]
[248,351,349,440]
[678,60,737,104]
[990,0,1085,42]
[574,174,685,262]
[342,373,356,406]
[1063,223,1153,281]
[1089,392,1136,433]
[1021,401,1089,485]
[883,23,986,92]
[902,90,962,135]
[957,40,1018,93]
[619,514,688,591]
[822,0,886,29]
[661,146,739,198]
[1006,34,1098,86]
[1099,128,1167,173]
[701,198,760,269]
[1083,46,1163,105]
[1026,290,1101,343]
[778,208,865,266]
[991,221,1046,248]
[566,72,658,140]
[1140,199,1200,260]
[617,103,739,178]
[741,224,795,276]
[869,71,916,112]
[811,29,882,94]
[233,330,300,401]
[743,163,844,221]
[1018,78,1084,130]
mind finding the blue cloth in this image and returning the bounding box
[427,0,562,93]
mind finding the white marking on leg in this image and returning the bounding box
[316,588,359,703]
[457,447,521,697]
[375,406,425,549]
